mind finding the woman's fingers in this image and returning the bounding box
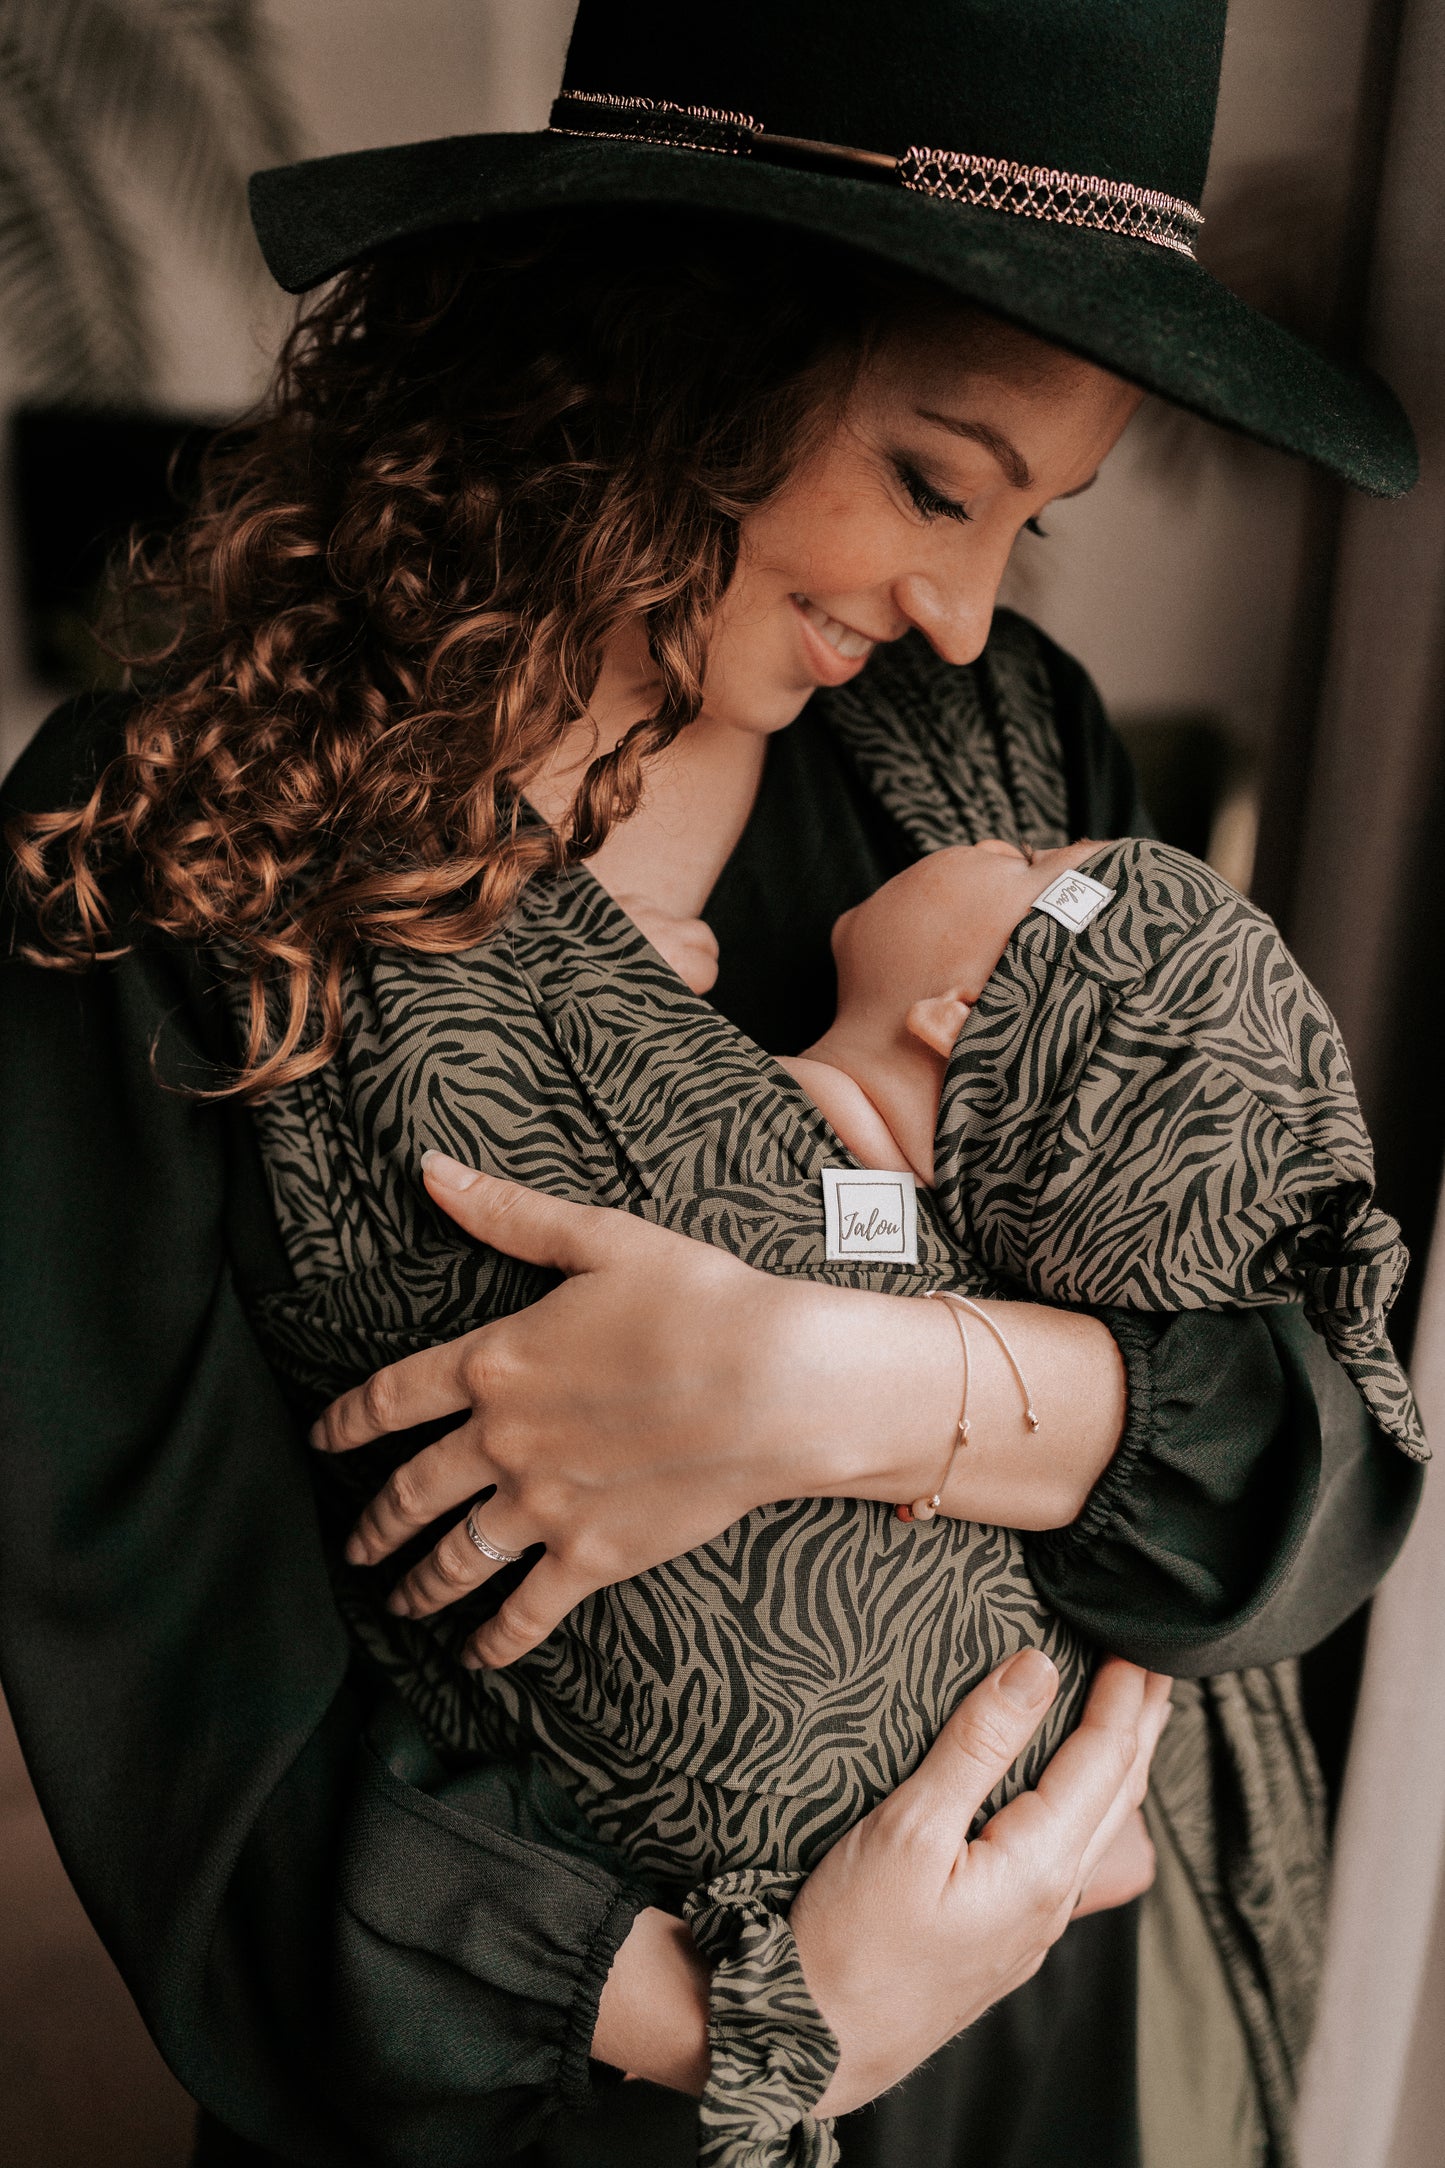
[1067,1669,1172,1895]
[315,1171,674,1457]
[1072,1807,1157,1919]
[421,1156,659,1273]
[311,1333,479,1455]
[386,1496,532,1618]
[462,1555,598,1670]
[974,1659,1158,1895]
[343,1425,500,1566]
[874,1647,1061,1863]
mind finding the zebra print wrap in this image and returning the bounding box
[234,620,1333,2163]
[935,836,1427,1461]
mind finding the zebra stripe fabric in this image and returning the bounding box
[686,1873,841,2168]
[234,615,1333,2164]
[242,622,1096,1893]
[935,835,1426,1460]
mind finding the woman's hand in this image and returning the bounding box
[314,1157,1128,1668]
[314,1157,958,1667]
[796,1652,1172,2117]
[1073,1806,1155,1918]
[593,1651,1171,2104]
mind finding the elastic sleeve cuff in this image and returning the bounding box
[557,1884,652,2112]
[685,1871,840,2168]
[1056,1308,1160,1544]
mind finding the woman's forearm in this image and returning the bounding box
[327,1171,1130,1661]
[793,1284,1126,1531]
[593,1908,711,2092]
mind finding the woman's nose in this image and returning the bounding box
[893,561,1010,667]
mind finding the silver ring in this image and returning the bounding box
[465,1505,526,1565]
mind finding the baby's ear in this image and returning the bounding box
[906,992,973,1059]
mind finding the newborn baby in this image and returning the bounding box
[775,837,1102,1181]
[242,817,1425,1981]
[635,832,1425,1464]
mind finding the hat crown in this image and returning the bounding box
[561,0,1227,203]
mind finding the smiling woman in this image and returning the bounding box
[15,212,1093,1089]
[0,4,1425,2167]
[12,213,1136,1078]
[528,292,1139,924]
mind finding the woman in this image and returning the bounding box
[0,2,1423,2165]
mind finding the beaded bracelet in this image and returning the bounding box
[896,1289,1041,1524]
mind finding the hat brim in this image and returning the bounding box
[249,132,1417,498]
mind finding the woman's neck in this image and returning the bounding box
[525,635,769,920]
[585,722,768,919]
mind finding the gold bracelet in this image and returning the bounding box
[896,1289,1041,1526]
[896,1289,973,1523]
[932,1292,1041,1432]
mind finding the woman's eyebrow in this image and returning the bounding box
[913,410,1033,490]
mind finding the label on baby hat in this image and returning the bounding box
[822,1165,919,1266]
[1033,868,1116,933]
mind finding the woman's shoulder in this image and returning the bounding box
[825,614,1138,846]
[1,690,132,816]
[852,609,1101,736]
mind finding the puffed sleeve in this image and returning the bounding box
[1019,629,1423,1673]
[0,701,647,2165]
[1024,1305,1421,1675]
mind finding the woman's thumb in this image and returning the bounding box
[421,1155,616,1274]
[892,1648,1060,1836]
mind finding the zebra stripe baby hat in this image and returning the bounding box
[932,836,1429,1462]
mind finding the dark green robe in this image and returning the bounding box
[0,614,1421,2167]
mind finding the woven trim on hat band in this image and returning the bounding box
[550,89,762,157]
[548,91,1203,258]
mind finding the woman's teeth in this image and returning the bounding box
[793,595,875,661]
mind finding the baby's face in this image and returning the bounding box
[832,837,1106,1032]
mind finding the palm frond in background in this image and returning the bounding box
[0,0,296,402]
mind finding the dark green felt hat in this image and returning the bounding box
[248,0,1417,497]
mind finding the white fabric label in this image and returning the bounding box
[822,1165,919,1266]
[1033,868,1116,932]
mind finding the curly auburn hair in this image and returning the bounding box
[10,209,936,1097]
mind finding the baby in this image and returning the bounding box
[633,831,1426,1464]
[236,812,1427,2168]
[242,822,1425,1968]
[775,837,1104,1180]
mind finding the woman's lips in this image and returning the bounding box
[789,593,878,685]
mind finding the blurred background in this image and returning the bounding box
[0,3,1442,2164]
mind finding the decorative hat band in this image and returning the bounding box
[549,90,1204,259]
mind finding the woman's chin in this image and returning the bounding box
[698,676,820,737]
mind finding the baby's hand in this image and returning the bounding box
[1072,1805,1156,1917]
[616,896,721,995]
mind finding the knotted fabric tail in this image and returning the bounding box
[685,1869,841,2168]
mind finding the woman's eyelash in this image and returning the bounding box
[894,459,973,525]
[895,460,1051,539]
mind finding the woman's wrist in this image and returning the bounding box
[592,1906,711,2094]
[936,1300,1127,1529]
[759,1276,960,1505]
[773,1280,1126,1532]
